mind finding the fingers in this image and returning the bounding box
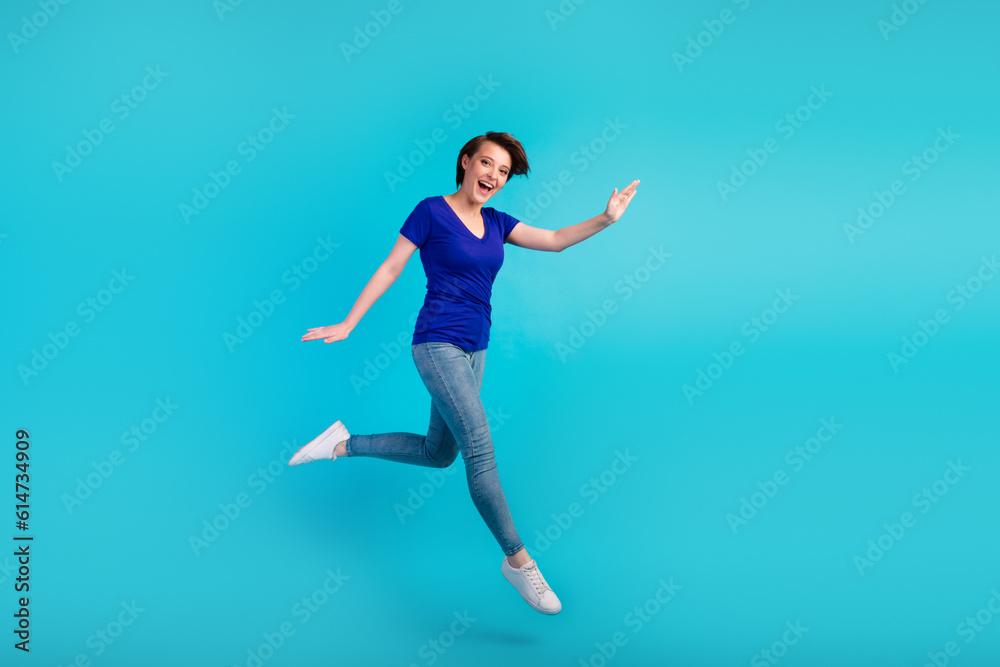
[302,327,330,341]
[613,180,639,198]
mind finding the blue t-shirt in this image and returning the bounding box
[399,196,521,352]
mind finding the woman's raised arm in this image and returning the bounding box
[506,179,639,252]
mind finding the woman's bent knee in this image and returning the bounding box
[429,443,458,468]
[435,452,458,468]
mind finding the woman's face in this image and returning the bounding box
[462,142,511,202]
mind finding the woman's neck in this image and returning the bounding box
[444,191,483,219]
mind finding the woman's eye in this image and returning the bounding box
[481,159,506,175]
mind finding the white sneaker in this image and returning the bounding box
[501,557,562,614]
[288,420,350,466]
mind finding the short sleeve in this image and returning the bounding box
[497,210,521,244]
[400,199,432,248]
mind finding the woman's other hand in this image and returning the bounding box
[604,179,640,224]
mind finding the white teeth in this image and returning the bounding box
[479,180,493,191]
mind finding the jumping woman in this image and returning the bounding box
[290,131,639,614]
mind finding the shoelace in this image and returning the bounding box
[523,563,550,596]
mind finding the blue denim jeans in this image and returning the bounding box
[344,341,525,557]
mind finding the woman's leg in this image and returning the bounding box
[410,341,525,557]
[342,402,456,468]
[342,349,478,467]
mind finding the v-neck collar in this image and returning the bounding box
[439,196,489,243]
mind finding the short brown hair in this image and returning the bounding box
[455,132,530,188]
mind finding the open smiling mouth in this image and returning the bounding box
[477,180,494,195]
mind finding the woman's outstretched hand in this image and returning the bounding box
[604,179,640,224]
[302,321,352,343]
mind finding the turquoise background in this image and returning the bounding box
[3,0,998,665]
